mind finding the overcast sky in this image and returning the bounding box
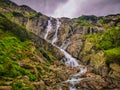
[11,0,120,18]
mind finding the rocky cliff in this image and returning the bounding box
[0,0,120,90]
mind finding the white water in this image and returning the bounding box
[44,18,87,90]
[60,49,79,67]
[44,17,52,40]
[51,19,61,44]
[61,38,70,50]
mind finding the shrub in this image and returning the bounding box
[105,47,120,64]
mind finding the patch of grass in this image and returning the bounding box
[79,21,93,26]
[0,28,36,81]
[97,26,120,50]
[12,81,32,90]
[105,47,120,64]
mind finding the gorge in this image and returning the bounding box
[0,0,120,90]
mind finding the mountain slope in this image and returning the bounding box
[0,13,70,90]
[0,0,120,90]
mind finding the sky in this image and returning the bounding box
[11,0,120,18]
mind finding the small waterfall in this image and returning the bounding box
[51,19,61,44]
[61,38,70,50]
[44,18,87,90]
[60,48,79,67]
[44,17,52,40]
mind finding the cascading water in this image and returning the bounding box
[44,17,52,40]
[44,18,87,90]
[60,49,79,67]
[61,38,70,50]
[51,19,61,44]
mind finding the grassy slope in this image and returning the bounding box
[0,14,57,89]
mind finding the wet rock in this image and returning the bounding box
[78,73,107,90]
[109,70,120,80]
[82,39,94,54]
[56,24,70,46]
[67,40,83,58]
[90,51,106,74]
[110,63,120,73]
[32,80,46,90]
[0,86,12,90]
[60,83,69,90]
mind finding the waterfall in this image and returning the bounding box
[61,38,70,50]
[44,17,52,40]
[51,19,61,44]
[44,18,87,90]
[60,49,79,67]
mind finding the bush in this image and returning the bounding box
[105,47,120,64]
[97,26,120,50]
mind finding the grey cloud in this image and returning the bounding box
[11,0,120,18]
[11,0,68,15]
[75,0,120,17]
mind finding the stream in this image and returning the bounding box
[44,17,87,90]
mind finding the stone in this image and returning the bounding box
[0,86,12,90]
[78,73,107,90]
[32,80,46,90]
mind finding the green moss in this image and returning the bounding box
[105,47,120,64]
[79,21,93,26]
[96,27,120,50]
[85,25,120,65]
[98,19,104,24]
[0,28,37,81]
[12,81,32,90]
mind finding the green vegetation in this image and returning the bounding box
[97,27,120,50]
[105,47,120,64]
[76,15,97,26]
[0,14,29,41]
[0,13,58,89]
[86,26,120,64]
[12,81,32,90]
[80,21,93,26]
[0,29,36,81]
[12,12,24,17]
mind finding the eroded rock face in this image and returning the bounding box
[107,63,120,88]
[29,33,64,60]
[78,73,108,90]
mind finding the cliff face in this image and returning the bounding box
[0,0,120,89]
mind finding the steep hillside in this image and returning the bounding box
[0,0,120,90]
[0,13,72,90]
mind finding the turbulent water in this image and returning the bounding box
[44,17,87,90]
[44,17,52,40]
[51,18,61,44]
